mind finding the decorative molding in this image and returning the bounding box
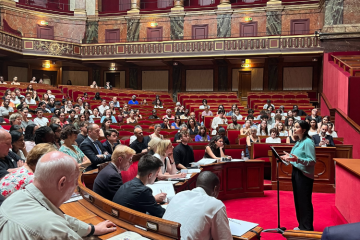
[34,41,72,55]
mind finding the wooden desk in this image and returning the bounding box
[175,160,265,200]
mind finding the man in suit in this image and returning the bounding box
[102,129,120,155]
[80,123,111,171]
[93,145,135,201]
[312,124,335,147]
[76,121,89,146]
[322,222,360,240]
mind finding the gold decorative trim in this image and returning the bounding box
[164,43,172,52]
[23,41,33,49]
[215,41,224,51]
[269,39,279,48]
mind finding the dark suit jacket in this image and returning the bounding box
[93,163,122,201]
[322,222,360,240]
[102,141,120,155]
[80,137,111,171]
[75,134,87,146]
[312,134,335,147]
[113,178,165,218]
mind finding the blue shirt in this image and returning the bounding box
[290,137,316,179]
[100,116,117,123]
[128,100,139,105]
[171,122,179,129]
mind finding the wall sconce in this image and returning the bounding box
[109,67,116,71]
[245,17,252,22]
[40,20,49,26]
[42,62,50,68]
[150,22,158,27]
[241,64,250,68]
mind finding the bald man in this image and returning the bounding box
[0,130,24,178]
[0,151,117,239]
[163,171,232,240]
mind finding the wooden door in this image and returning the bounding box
[147,27,163,41]
[238,71,251,98]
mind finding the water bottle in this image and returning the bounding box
[241,151,245,160]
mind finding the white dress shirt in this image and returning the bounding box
[98,105,109,115]
[163,187,232,240]
[211,117,227,135]
[34,117,49,127]
[25,98,36,105]
[265,137,281,143]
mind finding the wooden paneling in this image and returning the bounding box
[290,19,310,35]
[192,25,208,39]
[105,29,120,43]
[147,27,163,41]
[37,25,54,40]
[240,22,258,37]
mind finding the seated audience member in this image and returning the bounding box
[126,110,137,124]
[50,117,61,126]
[199,99,209,110]
[154,140,186,180]
[293,105,307,116]
[80,123,111,171]
[162,109,175,120]
[285,116,295,136]
[10,76,20,85]
[59,125,91,169]
[101,109,117,123]
[163,171,232,240]
[128,95,139,105]
[134,109,142,121]
[154,99,163,108]
[181,109,190,120]
[25,92,36,105]
[50,124,62,150]
[46,90,55,99]
[34,108,49,127]
[201,105,213,119]
[292,109,301,121]
[149,124,164,140]
[0,99,14,117]
[147,137,162,155]
[59,112,69,127]
[174,124,188,143]
[263,99,275,110]
[308,119,319,137]
[0,130,24,178]
[81,103,92,115]
[322,116,331,126]
[24,124,39,152]
[64,100,73,113]
[20,108,34,130]
[174,131,195,169]
[258,120,269,136]
[9,113,22,127]
[93,92,102,101]
[312,124,335,147]
[30,77,37,83]
[233,108,243,120]
[141,99,148,105]
[227,115,242,130]
[10,131,27,160]
[226,104,238,117]
[93,145,135,201]
[266,128,281,143]
[39,101,51,113]
[211,110,227,135]
[160,117,171,129]
[327,122,338,137]
[195,126,210,142]
[271,114,282,129]
[98,100,109,115]
[286,135,298,144]
[243,115,257,128]
[67,80,72,85]
[113,154,166,217]
[92,107,101,118]
[277,122,288,136]
[305,108,322,127]
[76,121,89,146]
[0,76,6,84]
[46,98,56,112]
[100,117,111,137]
[189,112,200,125]
[171,115,181,129]
[148,109,159,119]
[240,120,252,136]
[246,127,260,157]
[0,151,117,238]
[102,129,120,155]
[275,109,285,120]
[10,125,23,134]
[218,127,230,145]
[267,106,275,117]
[321,222,360,240]
[188,117,200,135]
[0,143,56,198]
[73,104,81,117]
[34,126,55,145]
[32,90,40,102]
[129,125,151,154]
[174,102,184,116]
[104,81,112,90]
[205,136,229,160]
[90,81,98,89]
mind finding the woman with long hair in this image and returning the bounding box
[100,117,111,137]
[154,99,163,109]
[195,126,210,142]
[32,90,40,102]
[26,84,34,93]
[245,127,260,157]
[187,117,199,135]
[154,139,186,180]
[64,100,73,113]
[281,120,316,231]
[74,114,86,130]
[308,119,319,137]
[134,109,142,121]
[101,109,117,123]
[58,112,69,127]
[109,102,117,115]
[90,81,98,89]
[286,116,295,136]
[81,102,93,114]
[171,115,181,129]
[199,99,208,110]
[76,98,84,110]
[82,92,88,100]
[126,110,137,124]
[83,110,94,123]
[10,130,28,159]
[92,107,101,118]
[266,128,281,143]
[92,92,102,100]
[258,120,269,136]
[149,124,164,140]
[277,122,288,136]
[240,120,252,136]
[42,93,50,105]
[204,135,228,160]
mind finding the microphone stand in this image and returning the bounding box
[262,151,286,234]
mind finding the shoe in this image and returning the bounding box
[293,227,300,230]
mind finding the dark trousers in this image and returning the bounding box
[292,166,314,231]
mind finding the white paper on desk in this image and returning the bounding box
[146,182,176,202]
[228,218,258,237]
[107,231,150,240]
[191,158,217,166]
[230,159,246,162]
[187,169,201,174]
[156,180,179,185]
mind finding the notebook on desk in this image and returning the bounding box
[107,231,150,240]
[146,181,176,202]
[228,218,259,237]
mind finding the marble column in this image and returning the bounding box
[128,0,140,14]
[218,0,231,10]
[266,11,281,35]
[170,16,184,40]
[127,18,140,42]
[325,0,343,25]
[83,21,98,43]
[217,14,231,38]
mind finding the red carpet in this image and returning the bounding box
[224,190,337,240]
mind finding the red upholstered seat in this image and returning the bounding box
[193,149,205,162]
[121,125,135,129]
[110,125,120,129]
[334,139,343,144]
[118,131,133,136]
[227,130,240,144]
[283,94,294,98]
[296,94,308,98]
[260,138,266,143]
[281,138,287,143]
[1,125,11,130]
[3,118,9,123]
[140,125,149,129]
[239,137,247,145]
[226,148,245,159]
[297,99,309,103]
[138,120,152,124]
[120,139,130,146]
[252,143,272,159]
[121,161,139,183]
[272,95,283,98]
[100,139,106,143]
[94,119,101,123]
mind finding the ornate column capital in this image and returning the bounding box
[171,0,184,12]
[128,0,140,14]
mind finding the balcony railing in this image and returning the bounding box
[17,0,71,13]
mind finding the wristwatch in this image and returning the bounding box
[86,223,95,237]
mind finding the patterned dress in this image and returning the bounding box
[0,167,34,197]
[59,145,85,164]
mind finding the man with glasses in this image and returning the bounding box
[20,108,34,129]
[129,125,150,154]
[24,93,36,105]
[93,145,135,200]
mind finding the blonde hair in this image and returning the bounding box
[27,143,57,172]
[111,145,136,163]
[155,139,172,157]
[148,138,162,151]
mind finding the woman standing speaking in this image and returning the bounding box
[281,120,316,231]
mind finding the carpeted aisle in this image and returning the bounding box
[224,190,336,240]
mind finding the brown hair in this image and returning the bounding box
[26,143,57,172]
